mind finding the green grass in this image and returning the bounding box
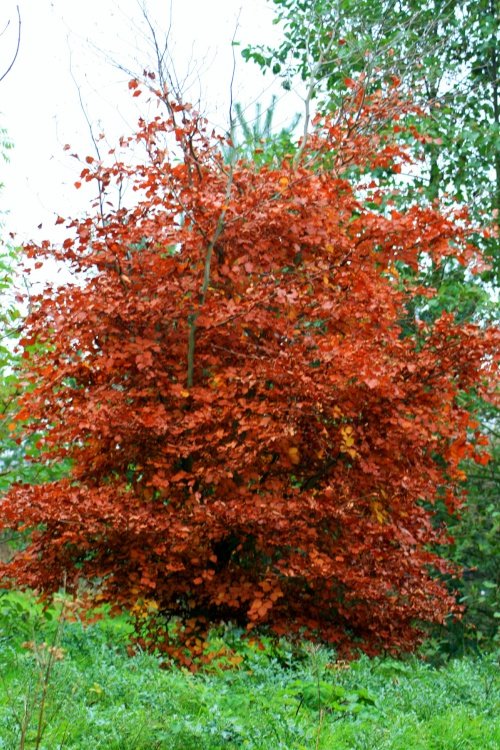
[0,592,498,749]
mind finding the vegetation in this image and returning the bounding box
[0,592,498,750]
[1,128,24,563]
[0,127,18,492]
[0,2,498,746]
[0,76,497,662]
[224,96,300,167]
[1,130,69,564]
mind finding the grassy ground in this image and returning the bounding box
[0,592,498,749]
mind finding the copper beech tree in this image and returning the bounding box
[1,81,498,660]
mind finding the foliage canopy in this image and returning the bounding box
[0,82,497,661]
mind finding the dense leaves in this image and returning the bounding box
[0,83,497,660]
[244,0,500,276]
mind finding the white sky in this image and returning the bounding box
[0,0,301,244]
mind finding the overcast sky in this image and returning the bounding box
[1,0,300,244]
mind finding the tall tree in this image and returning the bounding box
[0,82,497,663]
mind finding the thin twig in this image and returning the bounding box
[294,24,336,166]
[0,5,21,84]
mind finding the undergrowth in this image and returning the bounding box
[0,591,498,749]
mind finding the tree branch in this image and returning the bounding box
[0,5,21,84]
[186,166,234,388]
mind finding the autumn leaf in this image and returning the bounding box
[371,500,389,525]
[1,77,497,667]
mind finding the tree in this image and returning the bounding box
[0,81,497,664]
[223,96,300,167]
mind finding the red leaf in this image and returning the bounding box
[3,77,496,668]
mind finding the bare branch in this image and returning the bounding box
[294,24,336,166]
[227,11,241,137]
[0,5,21,84]
[68,47,103,162]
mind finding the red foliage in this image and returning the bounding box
[1,84,498,658]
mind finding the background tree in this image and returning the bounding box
[242,0,498,333]
[223,96,300,167]
[0,82,497,663]
[432,396,500,656]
